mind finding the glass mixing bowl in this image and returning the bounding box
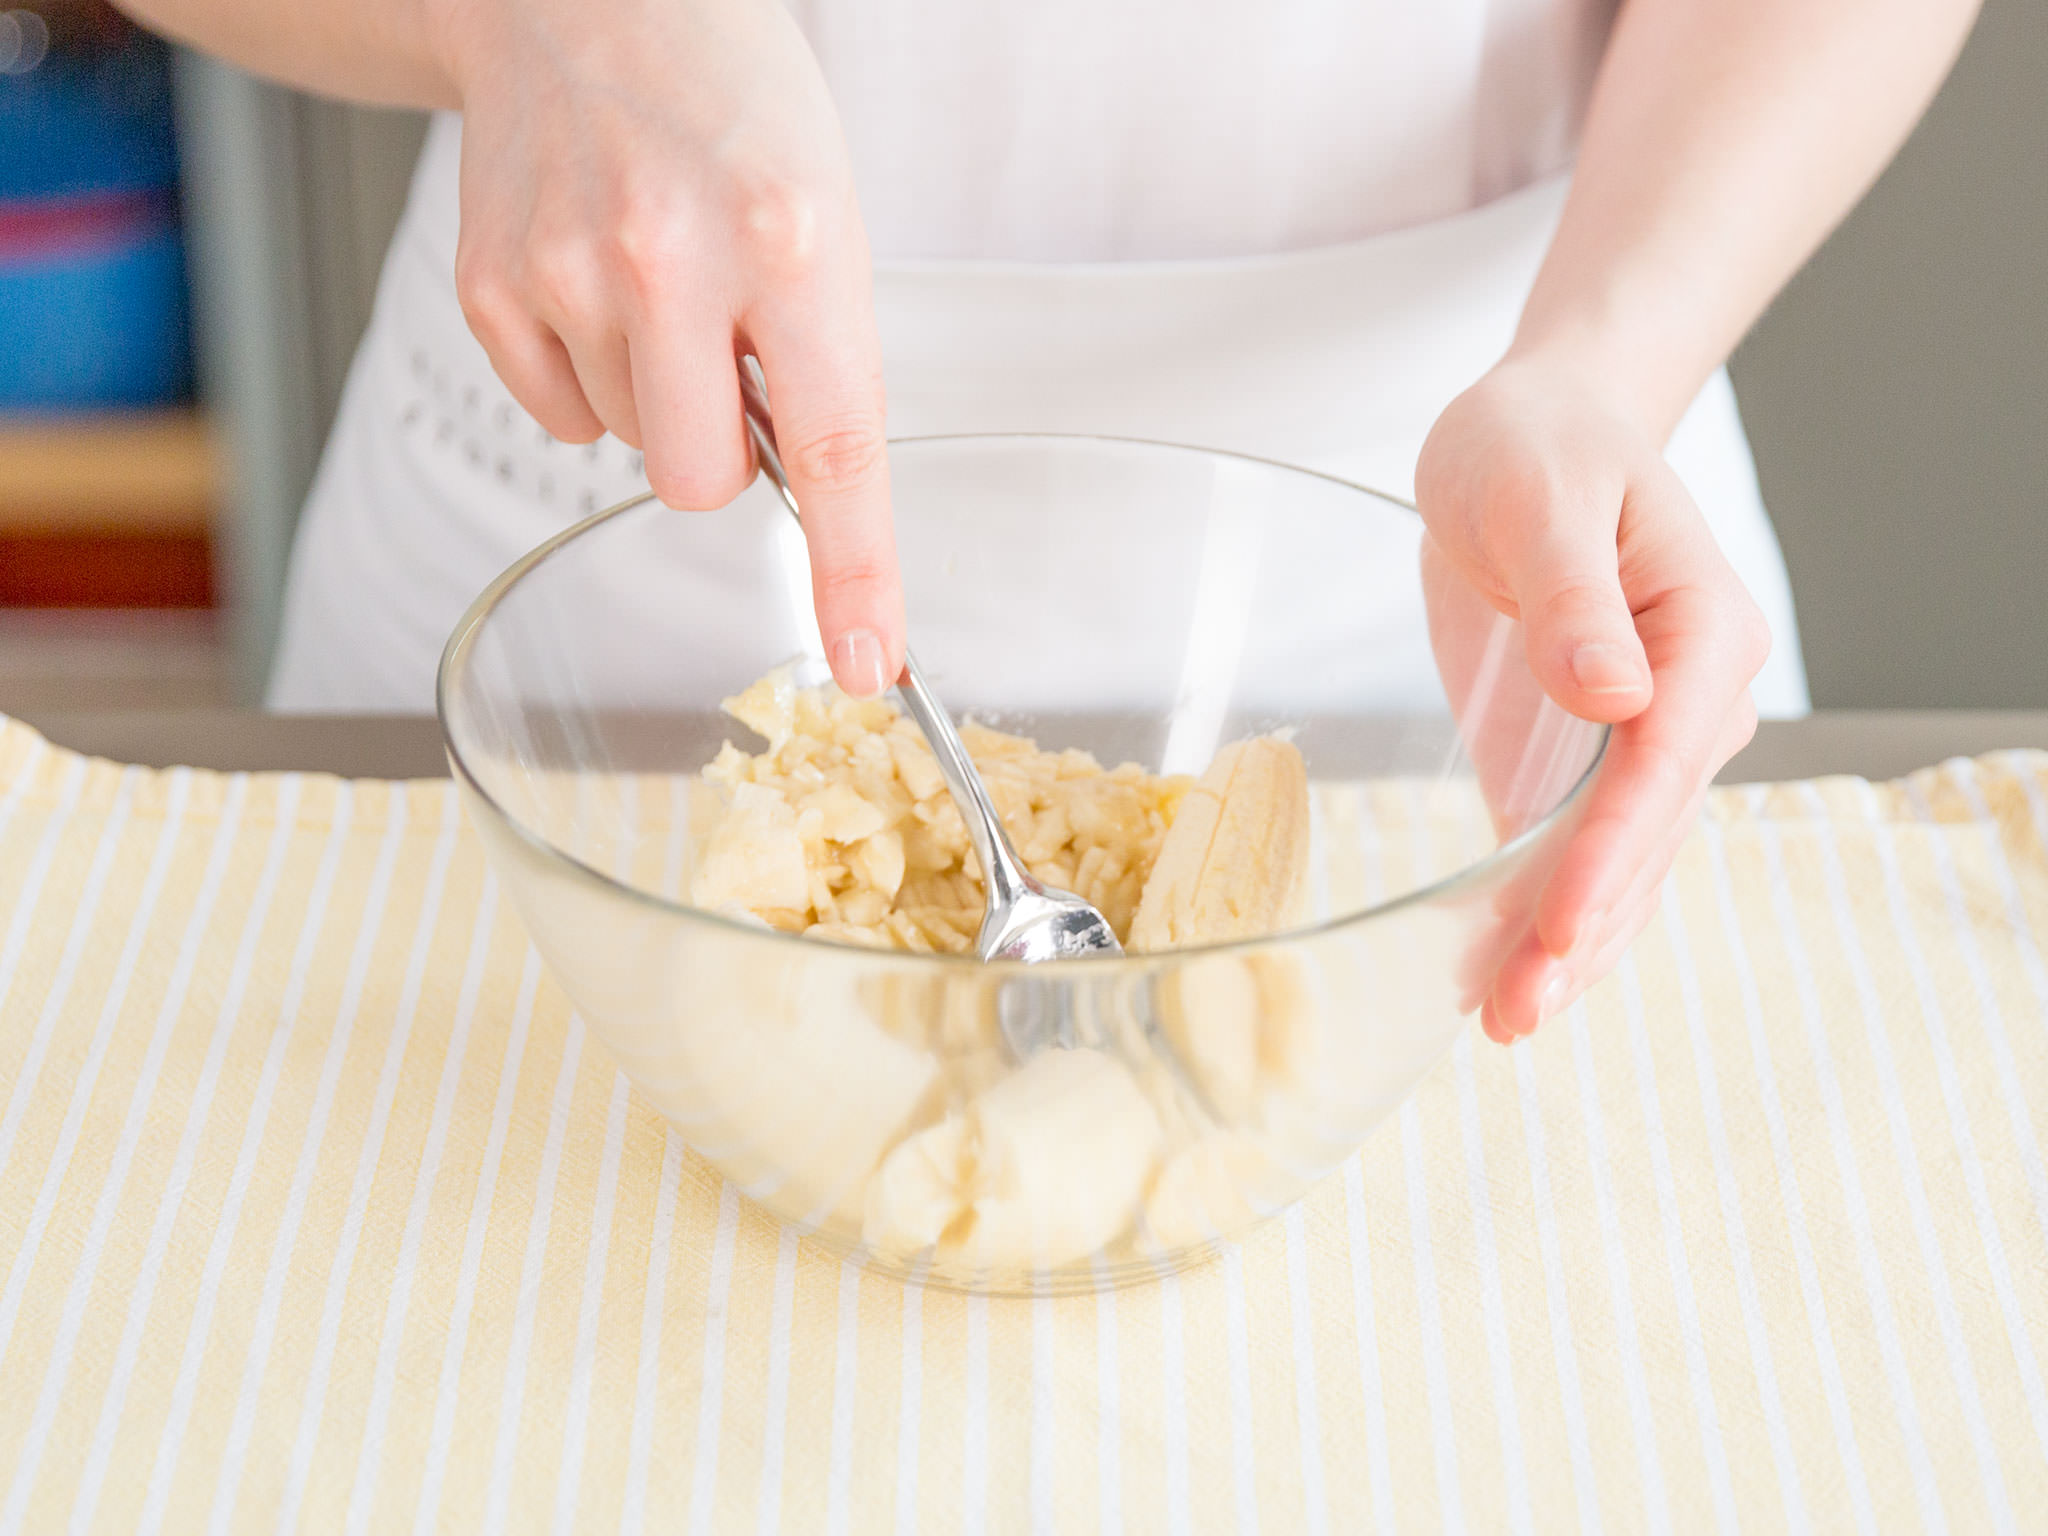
[438,435,1606,1294]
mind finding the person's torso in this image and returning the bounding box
[272,0,1807,718]
[406,0,1617,267]
[790,0,1617,261]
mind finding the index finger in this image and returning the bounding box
[747,296,905,700]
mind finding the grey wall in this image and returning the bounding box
[174,60,425,698]
[1730,0,2048,707]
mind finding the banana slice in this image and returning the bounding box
[863,1046,1163,1271]
[1128,736,1311,952]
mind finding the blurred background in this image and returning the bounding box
[0,0,2041,714]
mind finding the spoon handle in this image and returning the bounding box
[734,361,1038,909]
[891,654,1036,906]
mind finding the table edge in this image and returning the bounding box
[12,708,2048,785]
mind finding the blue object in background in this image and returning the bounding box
[0,17,180,202]
[0,22,195,411]
[0,213,193,409]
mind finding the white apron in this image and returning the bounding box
[268,114,1808,716]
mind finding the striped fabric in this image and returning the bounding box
[1,716,2045,1532]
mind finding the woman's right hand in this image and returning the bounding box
[428,0,904,697]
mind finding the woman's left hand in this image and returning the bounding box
[1416,355,1771,1043]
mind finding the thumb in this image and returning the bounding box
[1506,518,1652,723]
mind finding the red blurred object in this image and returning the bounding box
[0,533,214,606]
[0,189,168,260]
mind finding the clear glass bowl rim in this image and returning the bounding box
[435,431,1611,969]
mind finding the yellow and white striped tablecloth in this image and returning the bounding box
[1,715,2045,1532]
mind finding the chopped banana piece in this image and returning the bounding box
[885,726,948,802]
[1157,955,1261,1122]
[1154,952,1318,1126]
[848,828,906,900]
[720,666,800,753]
[628,947,941,1231]
[1142,1128,1288,1251]
[689,782,809,915]
[861,1117,973,1256]
[801,782,888,845]
[863,1046,1164,1270]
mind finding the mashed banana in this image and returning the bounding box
[681,665,1329,1275]
[691,666,1193,950]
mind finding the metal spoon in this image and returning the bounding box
[735,362,1123,963]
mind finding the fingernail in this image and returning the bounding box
[1538,970,1571,1025]
[1571,642,1644,695]
[831,629,892,699]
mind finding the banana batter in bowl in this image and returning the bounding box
[438,434,1608,1292]
[676,667,1322,1274]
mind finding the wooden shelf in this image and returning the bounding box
[0,409,222,537]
